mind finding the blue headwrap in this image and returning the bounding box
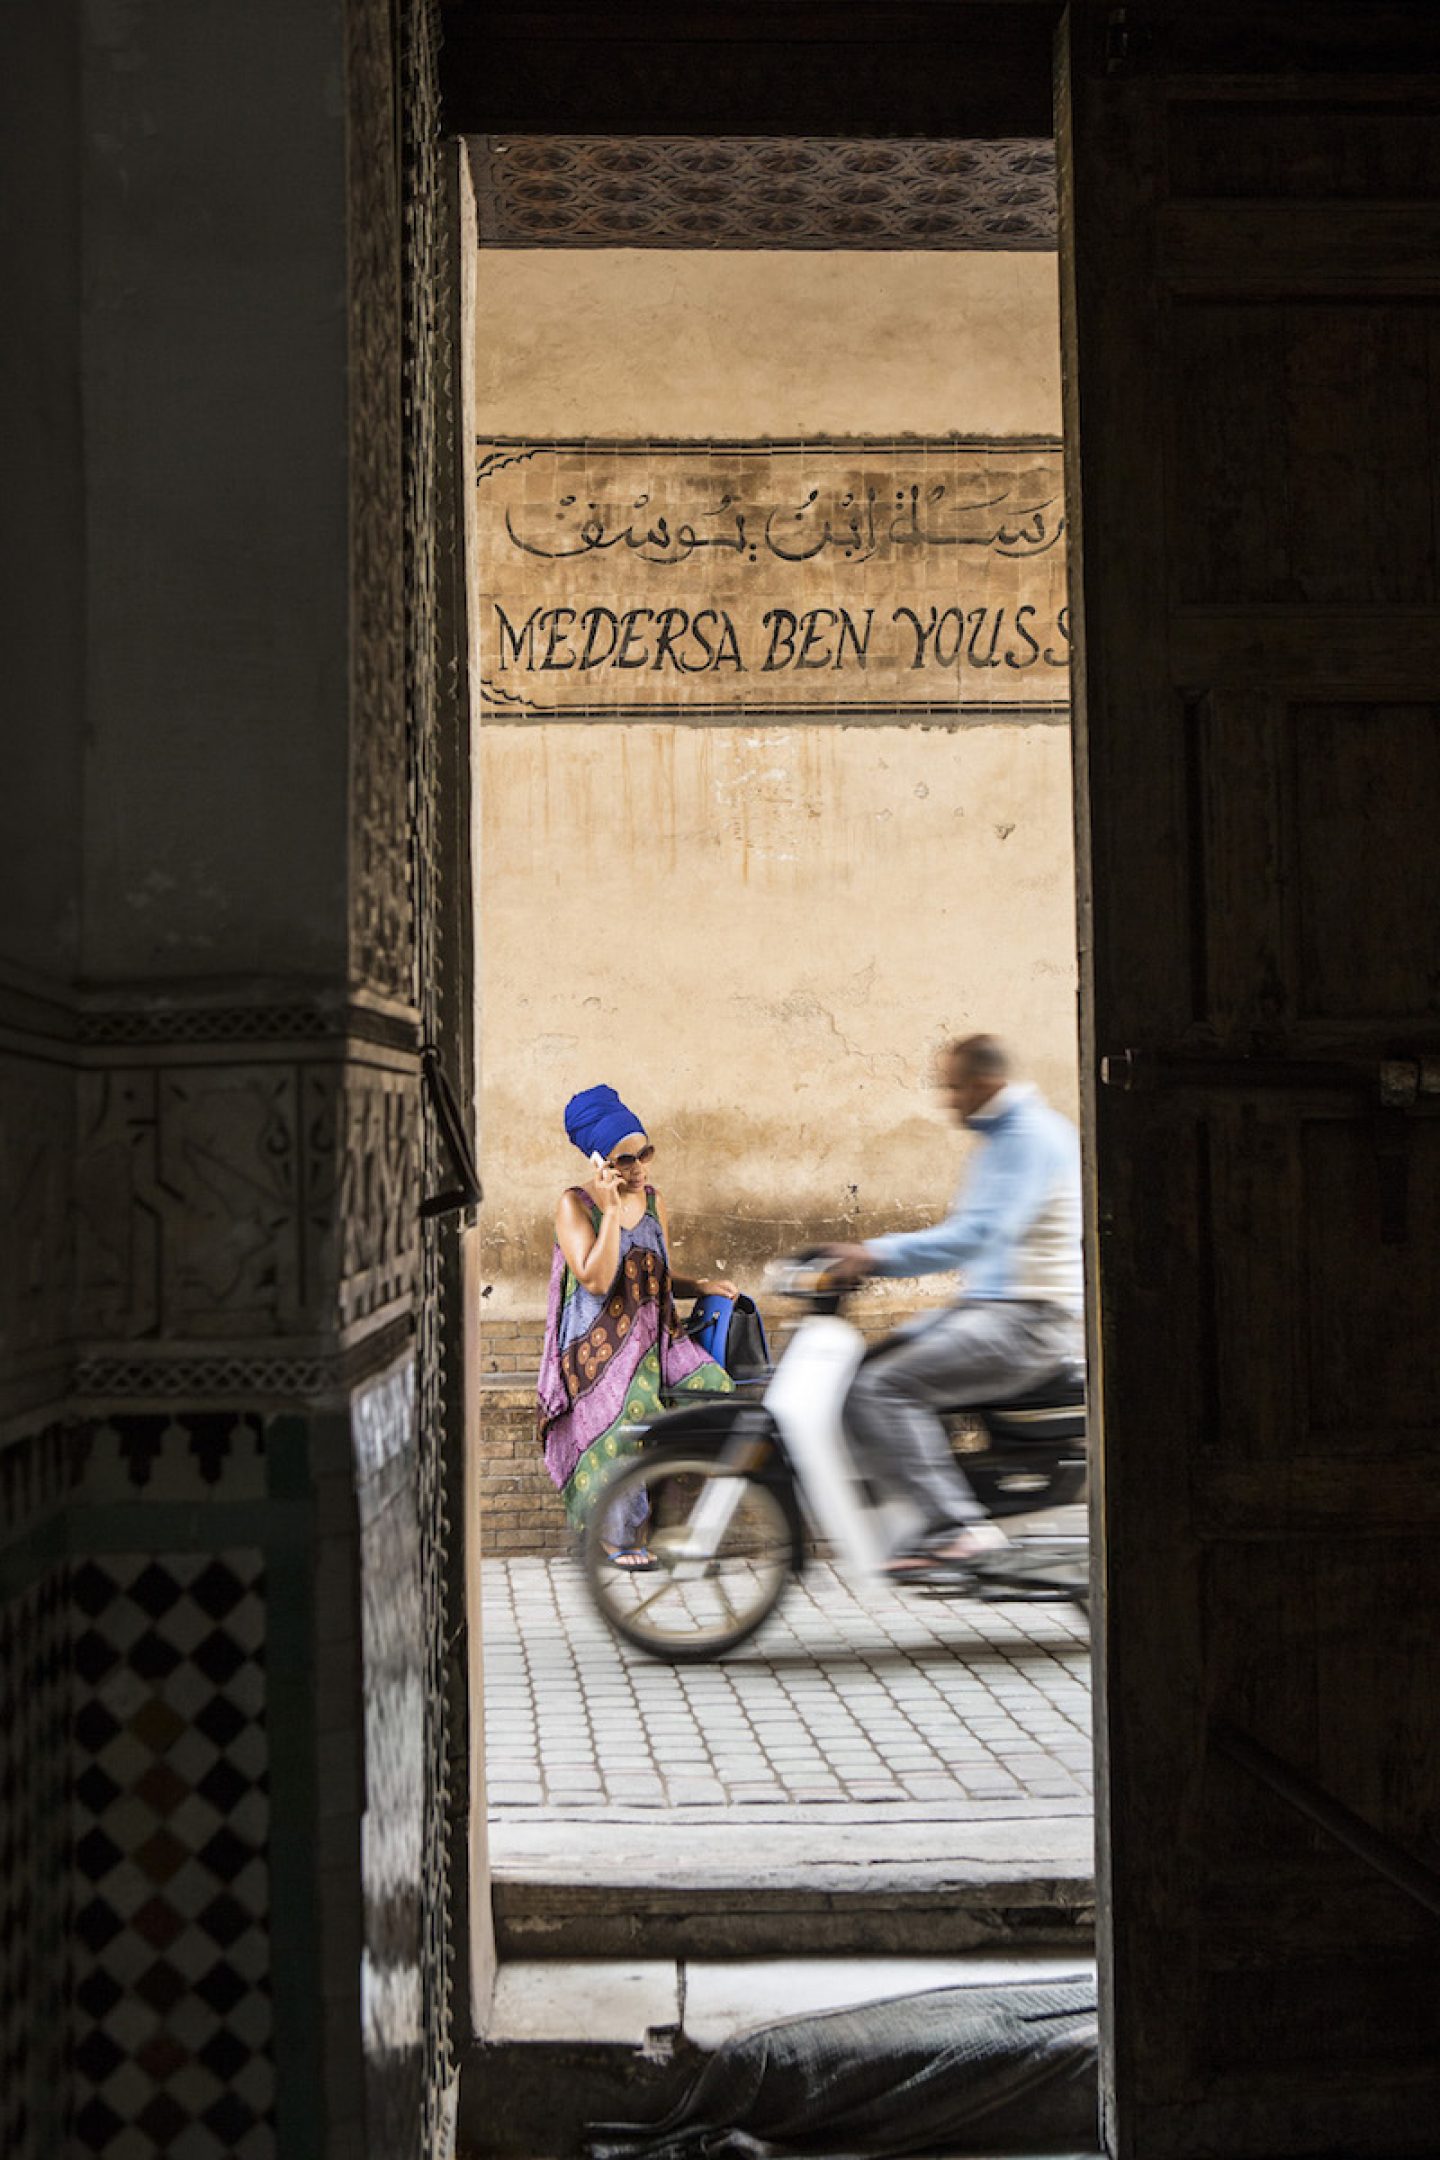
[564,1084,646,1162]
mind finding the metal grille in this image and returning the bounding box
[470,134,1058,250]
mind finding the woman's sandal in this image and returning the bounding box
[605,1545,658,1572]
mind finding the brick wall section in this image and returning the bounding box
[475,1314,546,1377]
[476,1380,572,1557]
[473,1301,936,1557]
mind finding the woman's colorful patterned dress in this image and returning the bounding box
[537,1187,732,1534]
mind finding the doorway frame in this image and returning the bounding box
[441,51,1097,2082]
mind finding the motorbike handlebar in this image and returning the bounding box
[761,1252,855,1303]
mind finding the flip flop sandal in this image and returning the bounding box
[606,1545,658,1572]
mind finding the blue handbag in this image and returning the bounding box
[686,1292,771,1380]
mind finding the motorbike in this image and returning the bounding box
[583,1256,1088,1662]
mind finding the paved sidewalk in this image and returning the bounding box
[481,1555,1091,1814]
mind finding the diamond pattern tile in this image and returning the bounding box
[1,1568,71,2160]
[70,1550,276,2158]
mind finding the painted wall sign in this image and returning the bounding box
[474,439,1069,721]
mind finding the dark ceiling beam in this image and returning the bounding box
[438,3,1062,141]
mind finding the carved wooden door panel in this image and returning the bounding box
[1059,7,1440,2154]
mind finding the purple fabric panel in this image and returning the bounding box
[542,1301,662,1492]
[536,1243,570,1426]
[660,1331,717,1390]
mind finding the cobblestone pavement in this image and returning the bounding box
[481,1554,1092,1813]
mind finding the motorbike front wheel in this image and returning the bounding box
[584,1444,802,1662]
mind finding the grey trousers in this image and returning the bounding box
[843,1301,1083,1543]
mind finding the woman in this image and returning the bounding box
[537,1084,737,1567]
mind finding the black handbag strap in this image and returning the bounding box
[419,1043,482,1219]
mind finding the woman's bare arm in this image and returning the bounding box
[555,1185,623,1295]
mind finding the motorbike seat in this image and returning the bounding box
[940,1363,1087,1438]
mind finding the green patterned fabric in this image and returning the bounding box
[565,1348,731,1529]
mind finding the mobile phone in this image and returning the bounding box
[590,1151,605,1173]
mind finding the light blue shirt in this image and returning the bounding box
[865,1083,1084,1311]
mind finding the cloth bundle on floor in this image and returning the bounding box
[586,1976,1098,2160]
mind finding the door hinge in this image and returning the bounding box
[1379,1057,1440,1109]
[1101,1049,1440,1110]
[1101,1049,1437,1244]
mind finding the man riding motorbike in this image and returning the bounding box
[823,1034,1084,1584]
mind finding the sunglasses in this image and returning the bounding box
[610,1144,656,1169]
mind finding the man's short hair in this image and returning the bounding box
[949,1034,1010,1081]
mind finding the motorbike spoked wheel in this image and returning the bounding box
[584,1444,801,1663]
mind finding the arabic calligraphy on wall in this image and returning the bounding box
[474,440,1069,721]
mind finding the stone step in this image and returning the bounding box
[490,1810,1095,1961]
[458,1952,1100,2158]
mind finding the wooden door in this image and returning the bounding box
[1058,7,1440,2154]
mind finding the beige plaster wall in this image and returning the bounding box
[471,251,1061,440]
[470,249,1075,1311]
